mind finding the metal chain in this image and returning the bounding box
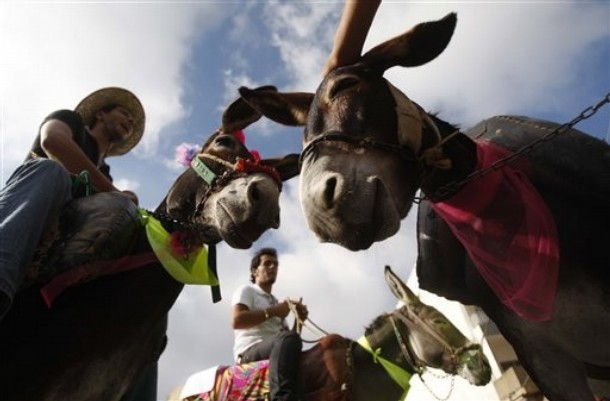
[427,92,610,201]
[418,370,455,401]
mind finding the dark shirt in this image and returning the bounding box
[27,109,112,180]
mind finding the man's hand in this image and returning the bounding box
[290,297,309,321]
[271,301,291,319]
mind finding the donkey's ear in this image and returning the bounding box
[261,154,300,182]
[361,12,457,73]
[384,265,422,307]
[222,86,278,133]
[239,86,313,127]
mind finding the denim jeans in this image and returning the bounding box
[0,158,72,321]
[240,330,303,401]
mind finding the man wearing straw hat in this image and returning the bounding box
[0,87,145,321]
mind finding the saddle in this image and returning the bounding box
[466,115,610,204]
[24,192,142,296]
[179,334,352,401]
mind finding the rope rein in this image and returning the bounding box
[286,299,330,343]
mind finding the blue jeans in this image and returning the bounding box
[0,158,72,321]
[239,331,303,401]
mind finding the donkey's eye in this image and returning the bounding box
[214,135,237,149]
[328,77,360,99]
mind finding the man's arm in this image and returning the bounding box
[40,119,138,203]
[231,302,290,330]
[323,0,382,76]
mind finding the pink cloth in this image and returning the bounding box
[196,361,270,401]
[40,252,159,307]
[431,140,559,321]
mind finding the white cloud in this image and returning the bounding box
[0,2,230,182]
[113,177,140,192]
[377,2,609,126]
[2,2,608,400]
[261,2,609,128]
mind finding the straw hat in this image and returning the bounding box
[75,87,145,156]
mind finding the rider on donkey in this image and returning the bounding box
[0,87,145,321]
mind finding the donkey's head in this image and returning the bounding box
[383,266,491,386]
[163,86,299,249]
[238,14,457,250]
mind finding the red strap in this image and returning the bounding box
[40,252,159,307]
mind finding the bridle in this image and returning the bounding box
[189,149,282,222]
[299,131,419,167]
[389,308,480,375]
[150,142,282,241]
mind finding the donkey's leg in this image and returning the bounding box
[492,313,596,401]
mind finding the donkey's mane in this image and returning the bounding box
[364,312,391,336]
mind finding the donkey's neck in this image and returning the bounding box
[154,198,220,245]
[351,341,406,401]
[419,115,477,202]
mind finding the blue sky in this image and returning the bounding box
[1,1,609,399]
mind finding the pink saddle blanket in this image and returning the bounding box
[192,361,270,401]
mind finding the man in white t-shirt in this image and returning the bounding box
[231,247,308,401]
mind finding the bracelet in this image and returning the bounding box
[263,309,270,320]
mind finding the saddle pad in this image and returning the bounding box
[186,361,270,401]
[180,365,223,400]
[26,192,141,287]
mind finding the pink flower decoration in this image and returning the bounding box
[175,143,200,167]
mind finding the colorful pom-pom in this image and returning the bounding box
[168,231,202,258]
[175,143,200,167]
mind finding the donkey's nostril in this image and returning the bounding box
[323,176,337,209]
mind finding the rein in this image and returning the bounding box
[286,299,331,343]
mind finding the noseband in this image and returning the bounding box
[191,152,282,219]
[299,131,419,166]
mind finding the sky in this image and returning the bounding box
[1,1,609,400]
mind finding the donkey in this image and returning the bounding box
[0,88,299,401]
[233,14,610,401]
[175,266,491,401]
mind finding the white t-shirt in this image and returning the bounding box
[232,283,285,361]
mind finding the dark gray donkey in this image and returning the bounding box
[234,13,610,401]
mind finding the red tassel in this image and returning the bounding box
[233,130,246,144]
[168,231,202,258]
